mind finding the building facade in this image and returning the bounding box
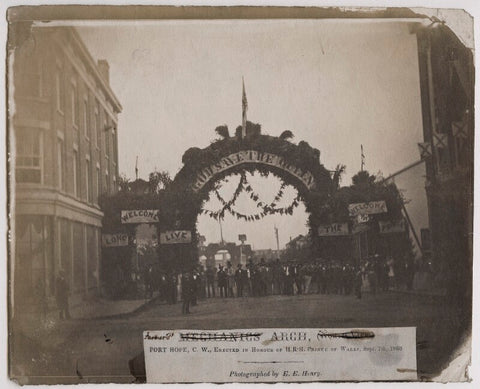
[10,26,122,313]
[415,24,473,300]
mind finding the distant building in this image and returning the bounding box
[285,235,308,250]
[124,178,151,195]
[11,26,122,312]
[282,235,311,263]
[252,248,281,263]
[201,242,253,268]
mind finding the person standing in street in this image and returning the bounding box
[181,272,194,314]
[55,270,71,320]
[217,265,227,298]
[235,264,244,297]
[226,261,235,297]
[355,265,363,299]
[144,265,154,299]
[206,265,215,298]
[166,272,177,304]
[191,271,199,306]
[272,259,282,295]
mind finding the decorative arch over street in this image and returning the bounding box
[161,122,336,267]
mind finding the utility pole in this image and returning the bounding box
[219,218,224,245]
[378,158,428,255]
[379,159,425,184]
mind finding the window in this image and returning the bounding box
[455,136,469,168]
[57,139,64,189]
[73,150,79,197]
[15,216,53,298]
[71,80,79,127]
[452,118,470,168]
[55,68,64,112]
[86,159,92,203]
[72,222,84,292]
[104,117,109,158]
[83,99,89,139]
[105,170,109,195]
[96,166,101,202]
[94,104,99,148]
[16,60,42,97]
[16,129,42,183]
[436,146,450,174]
[112,129,118,163]
[86,225,98,289]
[59,218,71,285]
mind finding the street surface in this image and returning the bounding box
[10,291,467,384]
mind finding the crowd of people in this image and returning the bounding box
[144,254,416,314]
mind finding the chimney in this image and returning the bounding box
[97,59,110,84]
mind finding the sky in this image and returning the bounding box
[76,19,428,250]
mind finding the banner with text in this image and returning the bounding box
[121,209,160,224]
[144,327,416,382]
[318,223,349,236]
[379,219,406,234]
[192,150,315,192]
[348,201,387,217]
[357,214,370,224]
[102,233,129,247]
[160,230,192,244]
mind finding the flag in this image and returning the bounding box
[417,142,432,159]
[452,121,468,140]
[361,144,365,171]
[242,77,248,138]
[433,133,448,149]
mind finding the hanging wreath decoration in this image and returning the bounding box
[200,194,300,221]
[201,173,300,221]
[213,172,246,212]
[244,179,287,210]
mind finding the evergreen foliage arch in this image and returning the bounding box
[161,122,336,267]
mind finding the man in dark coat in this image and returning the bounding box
[355,266,363,299]
[217,265,227,298]
[166,272,177,304]
[181,272,194,314]
[235,264,244,297]
[55,270,71,320]
[206,266,215,298]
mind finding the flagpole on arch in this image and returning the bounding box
[242,77,248,138]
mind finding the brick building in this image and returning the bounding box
[10,26,122,313]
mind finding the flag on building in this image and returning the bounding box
[452,120,468,140]
[417,142,432,159]
[242,77,248,138]
[433,133,448,149]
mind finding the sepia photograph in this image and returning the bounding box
[5,3,475,385]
